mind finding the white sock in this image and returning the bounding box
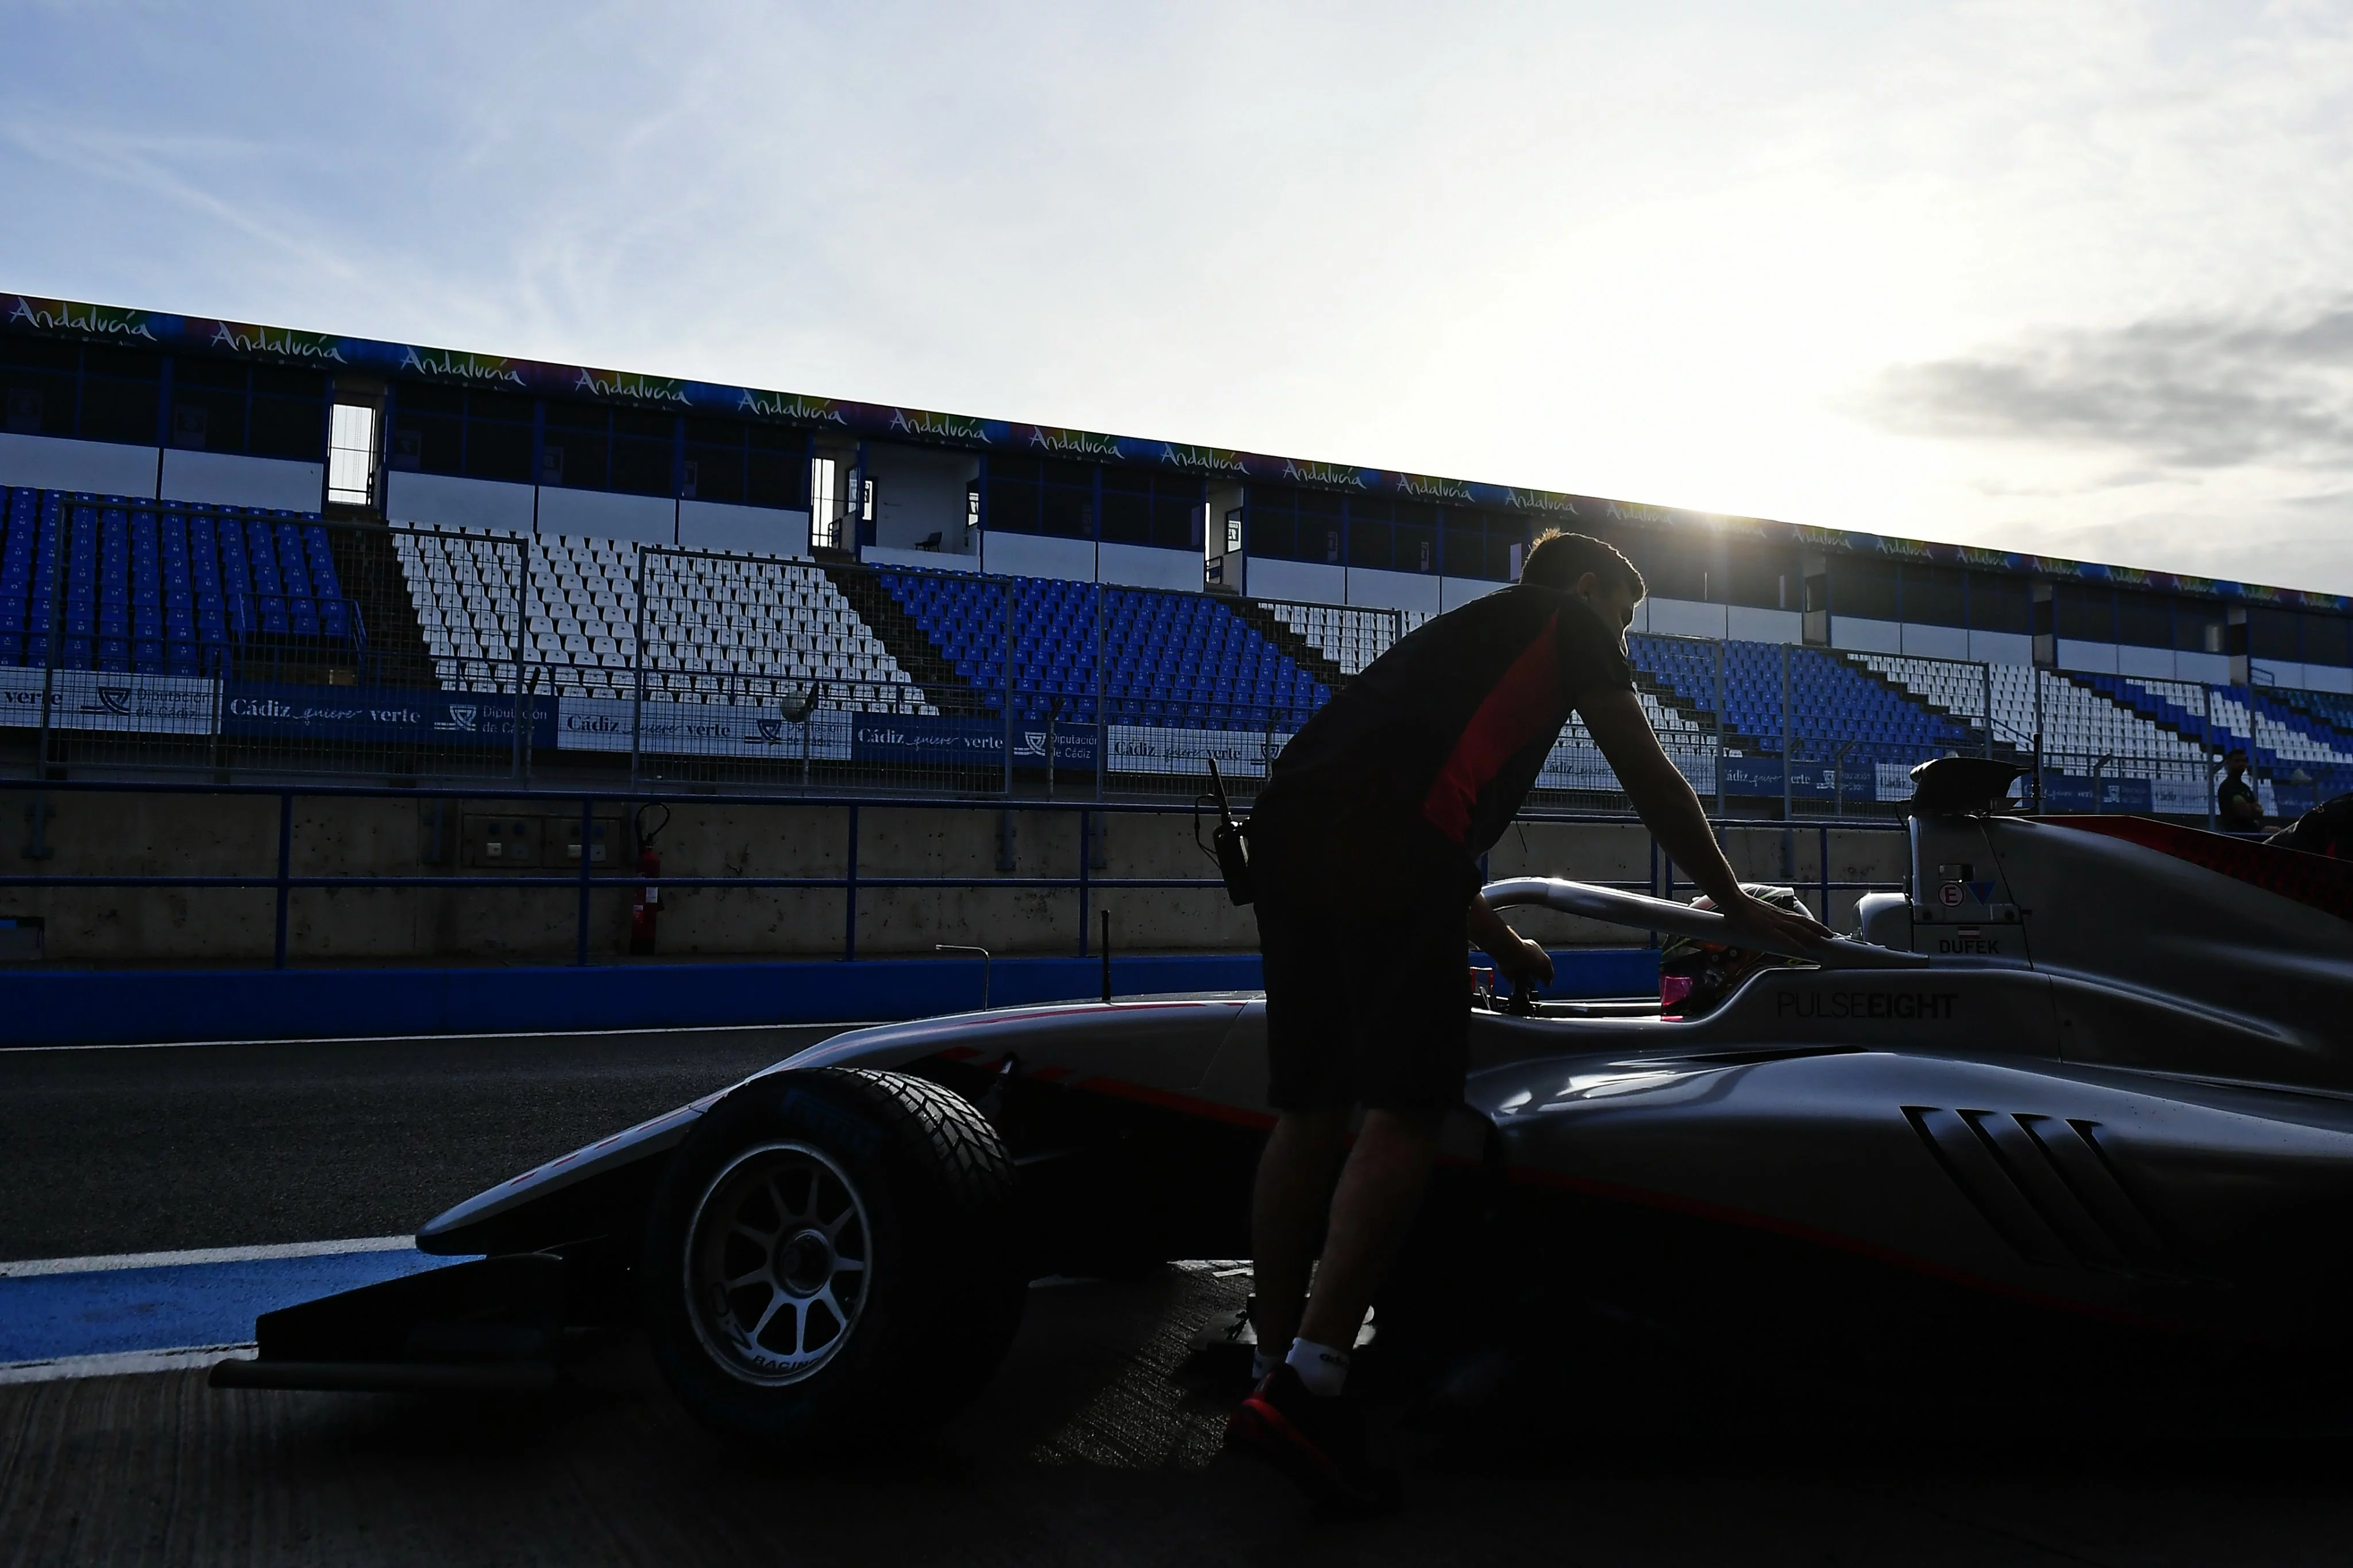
[1251,1346,1278,1382]
[1284,1337,1350,1397]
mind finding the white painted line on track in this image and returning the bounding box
[0,1343,256,1387]
[0,1019,881,1055]
[0,1236,415,1279]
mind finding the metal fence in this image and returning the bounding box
[0,777,1910,970]
[5,495,2347,824]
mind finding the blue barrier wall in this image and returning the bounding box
[0,948,1660,1048]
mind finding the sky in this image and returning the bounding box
[5,1,2353,593]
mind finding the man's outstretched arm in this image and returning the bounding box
[1468,892,1553,988]
[1577,687,1830,950]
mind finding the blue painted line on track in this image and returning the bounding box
[0,1249,468,1362]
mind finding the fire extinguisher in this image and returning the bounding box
[630,804,671,956]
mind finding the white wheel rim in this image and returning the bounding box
[683,1141,873,1386]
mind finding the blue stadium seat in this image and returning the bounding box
[861,572,1328,729]
[1627,636,1975,766]
[0,493,356,673]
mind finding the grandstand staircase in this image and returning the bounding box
[327,523,437,689]
[1630,669,1757,750]
[1832,651,2024,763]
[1226,596,1757,747]
[1230,598,1350,691]
[2054,670,2209,752]
[815,562,969,712]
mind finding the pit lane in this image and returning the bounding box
[0,1024,839,1260]
[7,1024,2353,1565]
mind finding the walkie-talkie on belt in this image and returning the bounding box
[1205,756,1255,906]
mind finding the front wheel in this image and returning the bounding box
[641,1068,1028,1447]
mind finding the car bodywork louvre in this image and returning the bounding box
[1901,1107,2178,1276]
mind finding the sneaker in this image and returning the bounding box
[1225,1365,1403,1516]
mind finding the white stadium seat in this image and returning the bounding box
[392,523,938,716]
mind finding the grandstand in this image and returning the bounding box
[6,467,2350,810]
[3,290,2351,815]
[5,471,2350,810]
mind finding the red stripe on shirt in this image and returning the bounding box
[1419,612,1568,843]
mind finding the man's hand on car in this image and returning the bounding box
[1710,887,1833,955]
[1468,893,1554,992]
[1493,934,1554,991]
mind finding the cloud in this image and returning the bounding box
[2283,486,2353,513]
[1861,300,2353,471]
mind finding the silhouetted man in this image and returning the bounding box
[2219,747,2263,831]
[1224,530,1824,1513]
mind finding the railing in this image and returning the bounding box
[0,777,1911,971]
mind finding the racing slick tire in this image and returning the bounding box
[640,1067,1027,1448]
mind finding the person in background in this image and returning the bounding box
[2217,747,2264,831]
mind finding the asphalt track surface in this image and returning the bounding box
[9,1025,2353,1566]
[0,1024,833,1261]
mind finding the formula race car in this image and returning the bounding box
[215,758,2353,1442]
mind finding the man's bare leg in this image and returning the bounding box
[1297,1109,1441,1351]
[1249,1108,1349,1360]
[1230,1108,1419,1516]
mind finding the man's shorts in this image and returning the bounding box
[1252,827,1472,1114]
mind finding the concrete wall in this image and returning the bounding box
[2252,658,2353,695]
[1098,542,1201,592]
[1640,600,1804,646]
[2176,649,2231,684]
[0,432,161,497]
[1641,597,1724,640]
[1831,616,1904,655]
[1899,623,1969,661]
[537,489,675,544]
[1243,557,1343,605]
[383,475,815,555]
[1969,630,2032,666]
[980,531,1093,581]
[680,500,809,557]
[1345,566,1442,614]
[0,791,1911,965]
[1727,605,1803,644]
[385,471,536,532]
[1440,576,1503,611]
[0,436,325,511]
[158,450,323,511]
[2055,638,2120,676]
